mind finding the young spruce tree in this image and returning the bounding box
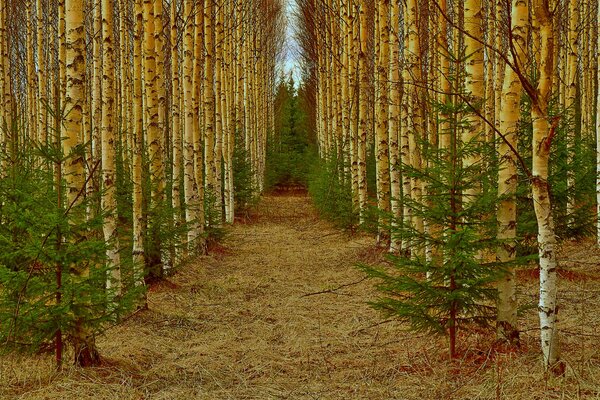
[359,84,525,359]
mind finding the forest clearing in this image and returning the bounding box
[0,0,600,398]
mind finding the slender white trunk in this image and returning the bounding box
[597,0,600,245]
[101,0,121,296]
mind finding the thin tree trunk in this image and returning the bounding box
[389,0,402,252]
[565,0,578,217]
[597,0,600,246]
[375,0,391,243]
[132,0,146,289]
[100,0,121,297]
[204,0,217,210]
[496,0,528,344]
[64,0,100,367]
[26,1,37,141]
[171,0,183,260]
[531,0,562,372]
[184,0,202,250]
[37,0,48,144]
[357,0,369,222]
[193,0,206,240]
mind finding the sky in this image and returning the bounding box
[282,0,302,85]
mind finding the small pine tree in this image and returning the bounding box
[359,97,520,359]
[308,154,358,229]
[232,130,258,217]
[0,134,139,367]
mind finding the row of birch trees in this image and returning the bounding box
[0,0,283,367]
[298,0,599,372]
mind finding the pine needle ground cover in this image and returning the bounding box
[1,195,600,399]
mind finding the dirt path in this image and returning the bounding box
[5,194,600,399]
[2,194,417,399]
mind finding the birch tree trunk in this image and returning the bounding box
[406,0,423,251]
[144,0,163,200]
[171,0,183,258]
[214,3,225,221]
[184,0,202,249]
[64,0,100,366]
[375,0,391,243]
[193,0,206,239]
[101,0,121,296]
[357,0,369,222]
[154,0,166,181]
[597,0,600,246]
[531,0,562,372]
[59,0,66,100]
[92,0,102,177]
[389,0,402,252]
[463,0,484,198]
[26,1,37,140]
[0,2,6,133]
[204,0,217,211]
[132,0,146,288]
[37,0,48,144]
[496,0,528,343]
[565,0,578,217]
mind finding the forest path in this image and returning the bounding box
[101,193,406,399]
[5,194,414,400]
[6,194,600,399]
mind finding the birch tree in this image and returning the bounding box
[496,0,528,343]
[101,0,121,296]
[184,0,203,249]
[132,0,146,288]
[64,0,100,366]
[375,0,391,243]
[530,0,562,372]
[597,1,600,245]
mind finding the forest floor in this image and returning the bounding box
[2,193,600,399]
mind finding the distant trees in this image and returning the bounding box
[266,76,310,189]
[298,0,599,372]
[0,0,284,367]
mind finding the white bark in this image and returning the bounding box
[597,0,600,245]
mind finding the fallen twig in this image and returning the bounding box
[349,319,395,336]
[300,277,367,298]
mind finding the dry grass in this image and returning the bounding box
[1,195,600,399]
